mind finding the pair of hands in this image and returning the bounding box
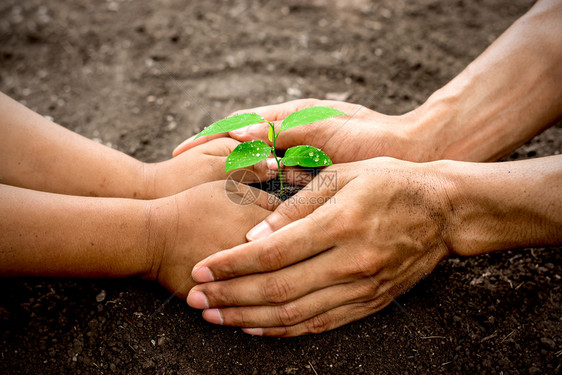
[172,99,455,336]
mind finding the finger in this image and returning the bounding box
[229,99,320,122]
[203,277,381,327]
[190,259,332,309]
[233,99,362,122]
[222,158,276,182]
[191,240,369,309]
[193,138,276,183]
[189,235,391,309]
[224,180,281,211]
[227,99,319,146]
[227,163,313,186]
[228,99,362,150]
[246,169,343,241]
[244,302,374,337]
[209,247,433,330]
[172,133,227,156]
[253,266,424,337]
[228,119,322,151]
[191,199,338,284]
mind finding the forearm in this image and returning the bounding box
[437,155,562,256]
[0,184,156,278]
[0,92,153,198]
[411,0,562,162]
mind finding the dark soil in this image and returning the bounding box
[1,0,561,374]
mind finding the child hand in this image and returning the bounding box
[145,180,279,299]
[146,138,277,198]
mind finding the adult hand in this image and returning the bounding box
[146,138,278,198]
[146,181,278,299]
[186,158,453,335]
[174,0,562,166]
[172,99,428,163]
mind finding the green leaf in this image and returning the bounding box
[268,126,274,143]
[225,140,271,173]
[195,113,265,139]
[280,106,345,132]
[281,145,333,167]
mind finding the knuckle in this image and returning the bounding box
[278,199,303,221]
[305,314,330,334]
[257,241,286,270]
[353,250,386,279]
[348,252,379,277]
[323,249,383,284]
[205,283,234,307]
[353,279,382,303]
[367,296,392,313]
[275,303,301,326]
[262,276,293,304]
[328,209,357,237]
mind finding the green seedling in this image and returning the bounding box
[195,106,345,194]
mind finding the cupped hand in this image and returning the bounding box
[146,180,279,300]
[146,137,277,198]
[186,158,454,336]
[172,99,425,164]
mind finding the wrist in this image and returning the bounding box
[431,159,508,257]
[408,87,494,163]
[138,162,158,199]
[140,159,188,199]
[140,195,176,281]
[431,157,562,257]
[396,102,454,163]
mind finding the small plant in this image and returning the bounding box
[195,106,345,194]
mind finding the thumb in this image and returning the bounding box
[246,168,341,241]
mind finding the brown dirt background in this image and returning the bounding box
[0,0,560,374]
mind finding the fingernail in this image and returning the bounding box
[246,221,273,241]
[266,158,278,170]
[192,266,214,282]
[242,328,263,336]
[203,309,224,325]
[186,290,209,309]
